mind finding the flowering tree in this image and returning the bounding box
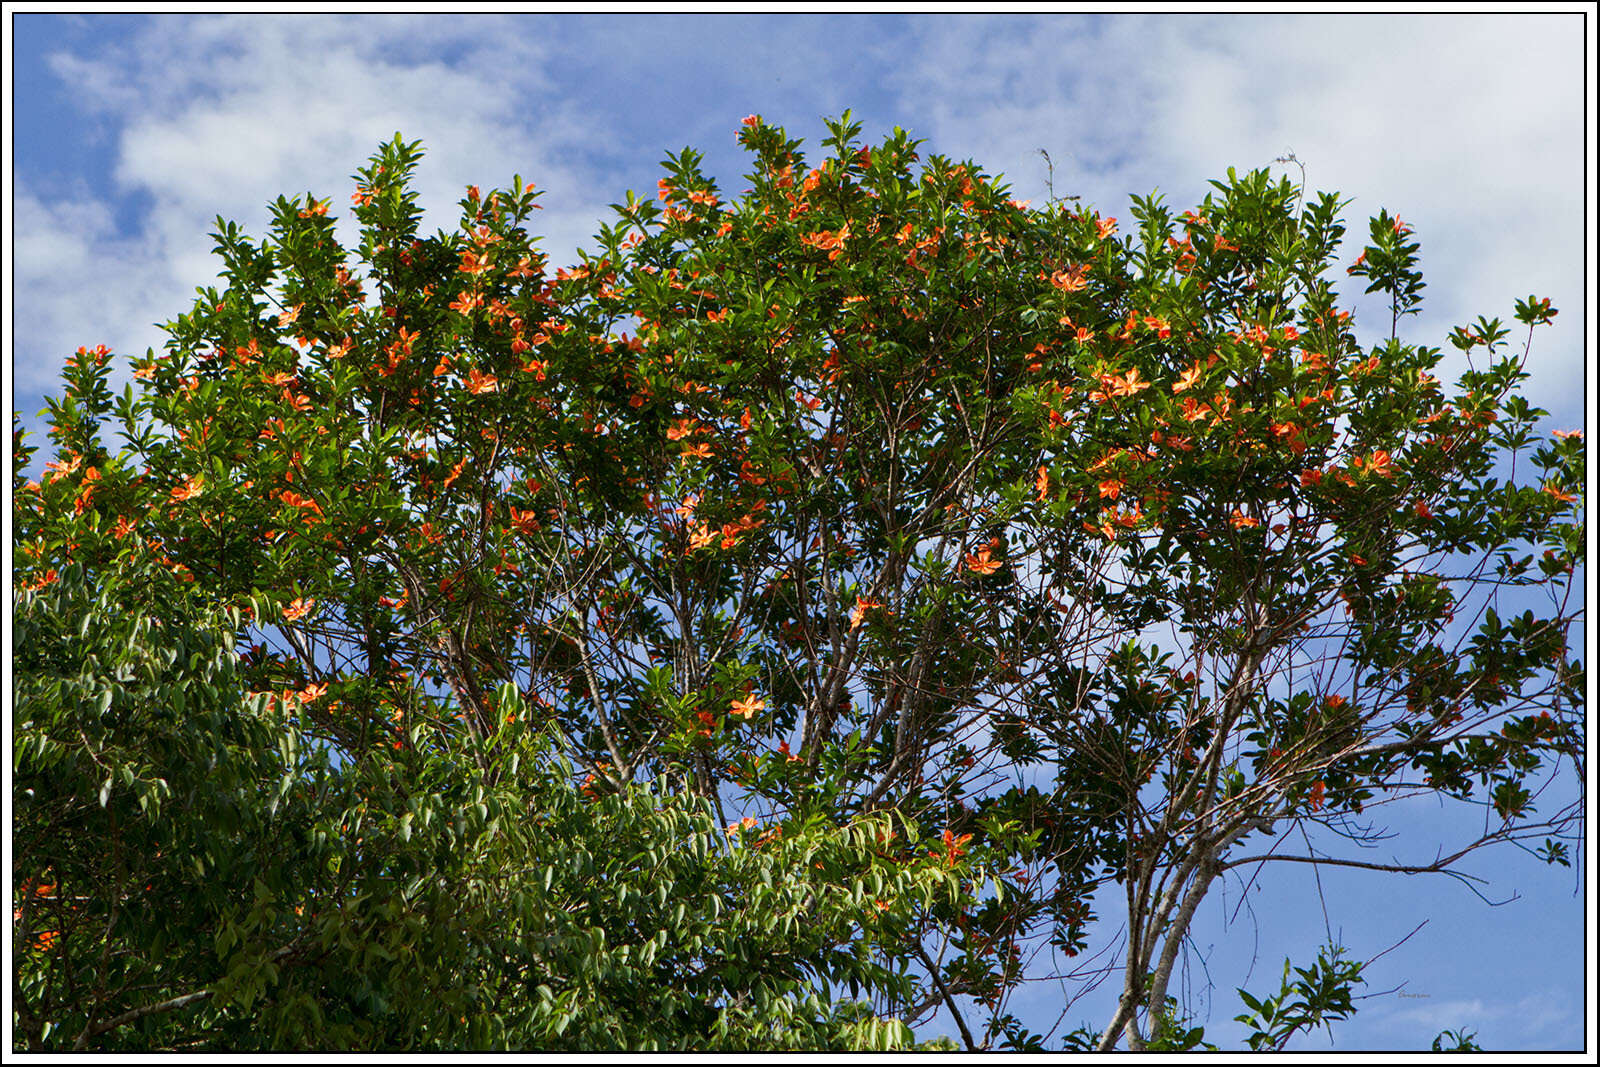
[14,116,1583,1050]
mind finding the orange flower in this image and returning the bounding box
[1087,448,1126,473]
[465,368,499,394]
[667,417,699,441]
[449,290,482,315]
[1543,483,1576,504]
[1050,265,1089,292]
[1035,465,1050,501]
[279,490,323,517]
[1098,478,1123,500]
[506,255,542,281]
[1299,350,1330,373]
[508,507,541,536]
[965,538,1003,576]
[934,828,973,866]
[687,521,718,552]
[850,596,883,630]
[1098,368,1150,399]
[729,692,766,719]
[1172,361,1203,394]
[801,224,850,259]
[1229,509,1259,529]
[1175,396,1208,422]
[43,454,83,482]
[1300,468,1323,487]
[170,475,204,502]
[1365,449,1394,477]
[283,597,315,622]
[1206,390,1233,425]
[1413,499,1434,520]
[1085,504,1143,541]
[24,568,59,591]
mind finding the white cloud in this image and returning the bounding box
[884,13,1586,420]
[1372,988,1578,1049]
[12,184,174,400]
[15,14,626,443]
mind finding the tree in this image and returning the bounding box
[14,115,1583,1050]
[13,548,968,1051]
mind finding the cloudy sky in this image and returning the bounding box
[6,10,1592,1051]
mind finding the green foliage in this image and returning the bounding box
[13,557,967,1050]
[1432,1027,1484,1052]
[1233,946,1364,1052]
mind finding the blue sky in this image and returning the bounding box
[6,9,1593,1052]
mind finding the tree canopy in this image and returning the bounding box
[13,114,1584,1051]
